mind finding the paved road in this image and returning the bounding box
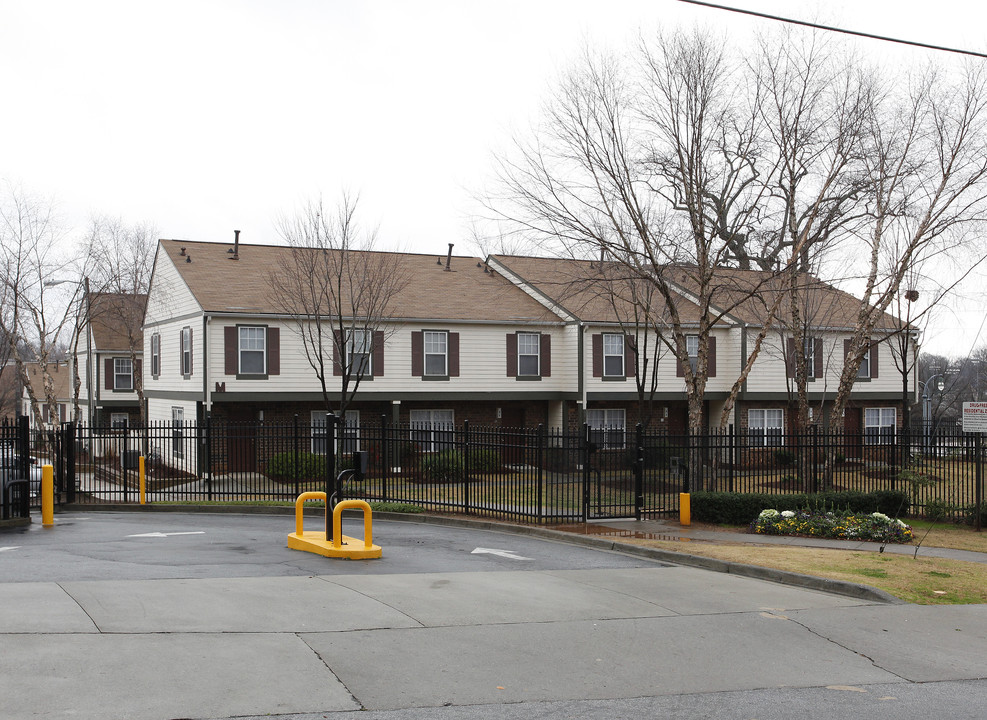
[2,510,987,719]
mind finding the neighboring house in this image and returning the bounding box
[20,361,73,428]
[143,239,916,467]
[72,292,146,429]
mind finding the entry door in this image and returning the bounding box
[227,406,257,473]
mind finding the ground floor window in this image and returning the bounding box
[749,409,784,447]
[410,409,455,452]
[110,413,128,430]
[311,410,360,454]
[171,407,184,457]
[586,408,626,449]
[864,407,896,445]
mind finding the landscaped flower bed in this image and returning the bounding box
[750,509,913,543]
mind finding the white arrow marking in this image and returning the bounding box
[127,531,206,538]
[471,547,531,561]
[0,546,20,552]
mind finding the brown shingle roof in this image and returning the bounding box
[88,293,146,351]
[23,361,73,402]
[161,240,559,323]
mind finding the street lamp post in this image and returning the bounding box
[920,373,946,456]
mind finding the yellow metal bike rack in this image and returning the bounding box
[287,492,382,559]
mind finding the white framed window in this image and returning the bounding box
[865,407,896,445]
[603,333,625,378]
[586,408,626,449]
[312,410,360,454]
[749,409,784,447]
[424,331,448,376]
[857,346,871,379]
[410,409,455,452]
[517,332,540,376]
[181,326,192,377]
[686,334,699,360]
[150,333,160,377]
[171,407,184,457]
[804,337,816,378]
[113,357,133,390]
[238,326,266,374]
[347,329,372,376]
[110,413,128,430]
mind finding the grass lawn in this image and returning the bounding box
[621,518,987,605]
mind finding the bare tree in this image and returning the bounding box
[268,195,409,419]
[0,185,75,435]
[78,216,157,423]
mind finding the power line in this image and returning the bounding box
[677,0,987,59]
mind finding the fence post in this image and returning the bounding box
[812,424,819,494]
[537,424,545,523]
[581,423,590,522]
[293,414,300,500]
[381,414,389,501]
[683,425,691,494]
[977,432,983,532]
[326,413,338,543]
[16,415,29,518]
[204,414,213,502]
[462,419,471,516]
[634,423,644,521]
[122,426,130,503]
[65,421,76,504]
[728,423,735,494]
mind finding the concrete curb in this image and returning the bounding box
[60,503,905,604]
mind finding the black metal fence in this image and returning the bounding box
[46,418,985,523]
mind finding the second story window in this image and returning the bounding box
[181,326,192,378]
[150,333,160,378]
[238,326,266,374]
[424,331,448,376]
[113,357,133,390]
[517,332,540,376]
[603,333,625,377]
[347,329,372,376]
[804,337,816,378]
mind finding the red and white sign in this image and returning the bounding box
[962,402,987,433]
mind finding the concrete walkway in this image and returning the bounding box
[3,510,987,720]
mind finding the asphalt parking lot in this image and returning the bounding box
[3,509,987,720]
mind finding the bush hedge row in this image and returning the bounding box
[690,490,910,525]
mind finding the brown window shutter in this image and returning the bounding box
[814,337,823,378]
[224,326,237,374]
[449,332,460,377]
[372,331,385,376]
[267,327,280,375]
[333,330,343,376]
[708,337,717,377]
[592,334,603,377]
[105,359,114,389]
[189,328,193,375]
[506,333,517,377]
[411,331,423,377]
[786,338,795,378]
[59,404,66,422]
[624,335,636,378]
[540,333,551,377]
[870,341,879,379]
[179,330,184,373]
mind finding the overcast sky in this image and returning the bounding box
[2,1,985,356]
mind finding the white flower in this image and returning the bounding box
[871,512,890,523]
[781,510,795,518]
[759,509,780,519]
[897,519,908,528]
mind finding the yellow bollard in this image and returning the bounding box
[42,464,54,527]
[679,492,691,527]
[139,456,146,505]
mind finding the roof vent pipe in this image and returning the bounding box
[445,243,454,271]
[233,230,240,261]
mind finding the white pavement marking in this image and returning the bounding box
[126,531,206,538]
[471,547,532,560]
[0,546,20,552]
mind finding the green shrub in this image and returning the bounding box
[468,448,502,473]
[267,452,326,480]
[924,498,958,522]
[772,449,795,466]
[422,449,464,483]
[690,490,910,526]
[965,501,987,528]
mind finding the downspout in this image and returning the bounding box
[202,315,211,413]
[577,323,586,428]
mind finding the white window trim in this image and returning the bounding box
[410,409,455,452]
[347,329,372,376]
[804,337,816,379]
[113,357,133,390]
[110,412,128,429]
[238,326,267,375]
[171,407,184,458]
[864,407,896,445]
[181,326,192,377]
[602,333,625,378]
[423,330,449,377]
[749,408,784,447]
[586,408,626,449]
[517,332,540,377]
[311,410,360,454]
[151,333,160,377]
